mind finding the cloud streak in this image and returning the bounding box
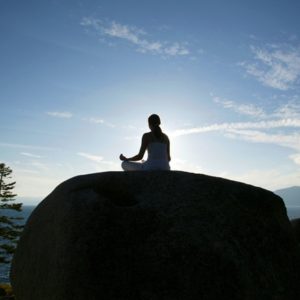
[20,152,42,158]
[77,152,103,163]
[172,97,300,165]
[86,117,116,128]
[81,17,190,57]
[241,44,300,90]
[212,94,300,121]
[76,152,120,171]
[290,153,300,166]
[0,142,57,151]
[213,96,266,118]
[225,129,300,151]
[273,101,300,119]
[46,111,73,118]
[171,119,300,137]
[174,95,300,167]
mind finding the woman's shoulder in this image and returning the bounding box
[151,132,169,144]
[142,132,153,143]
[142,132,153,139]
[144,131,169,143]
[162,133,170,143]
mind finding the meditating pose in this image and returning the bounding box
[120,114,171,171]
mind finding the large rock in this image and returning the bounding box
[11,171,300,300]
[291,218,300,243]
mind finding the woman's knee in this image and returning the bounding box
[121,161,129,171]
[121,161,142,171]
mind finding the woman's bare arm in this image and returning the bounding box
[120,134,148,161]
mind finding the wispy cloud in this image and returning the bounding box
[20,152,42,158]
[171,119,300,137]
[88,117,104,124]
[224,129,300,151]
[0,142,57,151]
[77,152,120,171]
[174,93,300,167]
[290,153,300,166]
[212,96,266,118]
[77,152,103,163]
[240,44,300,90]
[85,117,116,128]
[80,17,190,57]
[273,101,300,119]
[212,94,300,121]
[46,111,73,118]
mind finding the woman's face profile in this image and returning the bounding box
[148,121,153,130]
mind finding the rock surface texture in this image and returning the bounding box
[291,218,300,243]
[11,171,300,300]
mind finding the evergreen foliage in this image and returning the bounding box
[0,163,23,264]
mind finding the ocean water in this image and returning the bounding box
[286,206,300,220]
[1,205,300,283]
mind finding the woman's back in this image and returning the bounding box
[147,142,169,161]
[142,132,170,170]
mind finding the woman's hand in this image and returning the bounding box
[119,154,127,161]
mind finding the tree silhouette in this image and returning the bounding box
[0,163,23,264]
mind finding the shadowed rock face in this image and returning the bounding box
[10,171,300,300]
[291,218,300,243]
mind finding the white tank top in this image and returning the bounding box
[143,142,170,170]
[147,142,168,161]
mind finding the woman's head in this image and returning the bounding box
[148,114,163,139]
[148,114,161,128]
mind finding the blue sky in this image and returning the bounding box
[1,0,300,204]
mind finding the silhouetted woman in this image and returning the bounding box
[120,114,171,171]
